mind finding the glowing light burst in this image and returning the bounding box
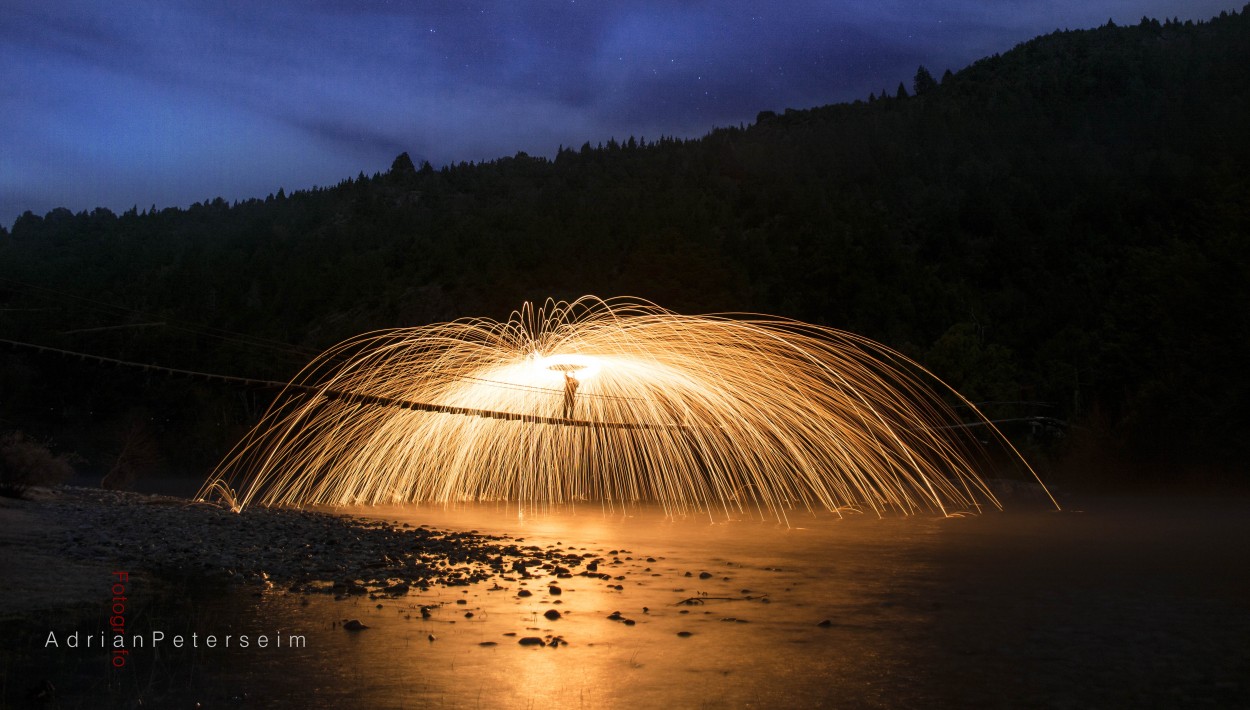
[201,296,1056,519]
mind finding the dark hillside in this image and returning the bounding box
[2,9,1247,487]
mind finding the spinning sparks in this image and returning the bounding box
[201,297,1055,519]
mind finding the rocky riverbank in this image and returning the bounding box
[1,486,618,616]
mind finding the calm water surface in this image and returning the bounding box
[20,498,1248,708]
[208,498,1250,708]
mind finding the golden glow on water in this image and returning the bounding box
[201,296,1055,518]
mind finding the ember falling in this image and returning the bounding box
[201,296,1054,518]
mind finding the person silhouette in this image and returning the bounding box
[563,372,579,418]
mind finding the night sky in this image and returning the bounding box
[1,1,1236,228]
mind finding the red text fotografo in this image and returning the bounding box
[110,571,127,668]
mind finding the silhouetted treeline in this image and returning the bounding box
[2,9,1248,487]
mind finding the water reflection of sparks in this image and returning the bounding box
[202,296,1056,519]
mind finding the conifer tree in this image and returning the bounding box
[913,65,938,95]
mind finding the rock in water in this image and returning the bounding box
[343,619,368,631]
[544,609,562,620]
[518,636,545,646]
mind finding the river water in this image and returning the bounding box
[17,496,1249,708]
[166,497,1248,709]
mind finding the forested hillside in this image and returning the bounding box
[2,10,1247,487]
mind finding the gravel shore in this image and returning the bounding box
[1,486,602,615]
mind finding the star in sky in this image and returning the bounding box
[0,0,1236,227]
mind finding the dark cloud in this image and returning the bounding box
[283,116,415,167]
[0,0,1238,227]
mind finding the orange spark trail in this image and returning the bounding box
[200,296,1057,519]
